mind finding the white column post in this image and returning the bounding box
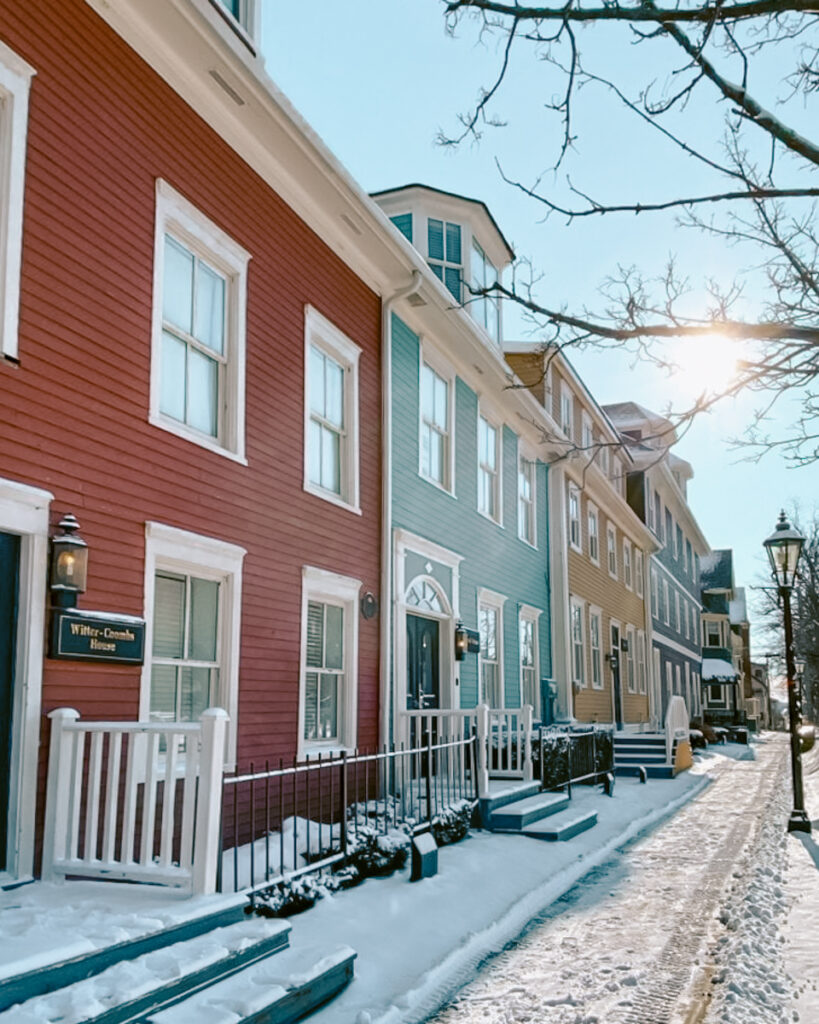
[191,708,228,895]
[523,704,533,782]
[41,707,80,881]
[476,703,490,798]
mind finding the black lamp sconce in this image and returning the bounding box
[454,621,480,661]
[50,513,88,608]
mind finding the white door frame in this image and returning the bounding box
[0,478,52,883]
[609,618,621,726]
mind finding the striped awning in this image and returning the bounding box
[701,657,738,682]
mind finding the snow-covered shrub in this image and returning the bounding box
[347,825,410,875]
[431,799,475,846]
[252,874,324,917]
[531,726,613,788]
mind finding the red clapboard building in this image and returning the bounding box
[0,0,417,888]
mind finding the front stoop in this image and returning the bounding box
[480,782,597,842]
[0,911,355,1024]
[613,733,680,779]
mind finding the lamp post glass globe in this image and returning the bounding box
[763,511,804,588]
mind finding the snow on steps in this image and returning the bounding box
[489,792,571,832]
[521,808,598,842]
[613,733,676,779]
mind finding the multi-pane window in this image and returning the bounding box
[420,364,450,487]
[150,571,220,726]
[654,493,663,540]
[161,235,226,439]
[478,416,500,521]
[303,601,344,743]
[675,524,682,560]
[626,625,636,692]
[682,534,689,573]
[623,541,633,589]
[519,614,539,711]
[214,0,256,35]
[651,566,658,617]
[706,620,722,647]
[560,385,574,440]
[471,239,500,342]
[611,456,622,496]
[589,609,603,689]
[686,540,693,577]
[305,307,360,510]
[635,549,644,597]
[581,413,593,452]
[637,631,647,694]
[588,505,600,563]
[675,591,681,632]
[570,600,586,687]
[607,524,617,578]
[599,444,610,477]
[692,604,699,640]
[518,457,536,544]
[662,579,670,625]
[428,218,462,301]
[665,508,673,548]
[683,598,690,639]
[308,345,345,494]
[479,603,502,706]
[568,486,581,550]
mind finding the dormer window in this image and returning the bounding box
[428,218,462,301]
[470,240,500,343]
[391,213,412,243]
[212,0,257,42]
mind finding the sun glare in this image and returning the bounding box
[672,333,740,401]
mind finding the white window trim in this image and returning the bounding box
[418,341,456,497]
[637,629,647,695]
[560,382,574,440]
[606,523,618,580]
[304,304,362,515]
[568,484,582,554]
[570,596,587,689]
[662,579,670,626]
[675,591,681,633]
[298,565,362,759]
[150,179,250,463]
[626,625,637,693]
[477,409,503,526]
[635,548,644,598]
[587,502,600,565]
[518,604,542,710]
[0,43,35,362]
[589,604,603,690]
[478,587,507,706]
[517,445,537,548]
[651,566,659,618]
[623,538,633,591]
[141,521,246,770]
[581,411,593,452]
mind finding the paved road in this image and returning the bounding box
[426,735,789,1024]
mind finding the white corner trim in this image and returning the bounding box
[0,42,35,362]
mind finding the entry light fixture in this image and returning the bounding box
[454,621,480,661]
[50,513,88,607]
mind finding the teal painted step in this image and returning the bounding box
[522,809,598,842]
[613,734,665,745]
[490,791,570,831]
[478,781,541,827]
[145,944,357,1024]
[615,752,668,764]
[616,764,675,779]
[3,919,292,1024]
[0,897,248,1013]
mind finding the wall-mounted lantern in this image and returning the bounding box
[50,513,88,608]
[454,621,480,661]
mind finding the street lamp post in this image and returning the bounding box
[763,511,811,834]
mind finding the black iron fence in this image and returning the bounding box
[220,733,477,893]
[533,727,614,793]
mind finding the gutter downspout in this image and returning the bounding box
[380,271,423,749]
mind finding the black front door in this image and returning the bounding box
[0,532,20,873]
[406,614,440,711]
[610,623,623,729]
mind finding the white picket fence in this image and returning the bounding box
[400,704,533,798]
[41,707,226,894]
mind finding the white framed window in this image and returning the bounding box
[141,522,246,768]
[519,606,542,711]
[692,604,699,640]
[478,414,501,523]
[599,443,610,477]
[419,360,452,490]
[607,524,617,579]
[0,42,34,362]
[626,625,636,693]
[662,579,670,626]
[675,591,681,633]
[299,566,361,756]
[685,661,691,708]
[683,598,690,640]
[637,630,647,694]
[305,305,361,513]
[568,485,581,552]
[428,218,462,301]
[611,456,623,496]
[151,179,250,462]
[570,598,586,688]
[651,566,659,618]
[706,620,722,647]
[646,486,655,532]
[518,456,536,546]
[581,412,593,452]
[589,607,603,690]
[635,548,644,598]
[212,0,260,42]
[478,589,506,706]
[686,540,693,578]
[623,540,633,590]
[674,523,682,560]
[682,535,689,573]
[470,238,500,342]
[588,504,600,564]
[675,663,682,697]
[560,384,574,440]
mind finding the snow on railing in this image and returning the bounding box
[42,707,226,894]
[665,695,689,762]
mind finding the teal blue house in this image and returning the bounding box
[372,185,558,740]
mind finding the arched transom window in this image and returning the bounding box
[406,579,444,613]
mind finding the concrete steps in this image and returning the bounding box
[480,779,599,843]
[522,808,598,842]
[613,733,676,779]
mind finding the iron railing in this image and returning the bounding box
[535,726,614,794]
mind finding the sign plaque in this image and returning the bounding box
[50,610,146,664]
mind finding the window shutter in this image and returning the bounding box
[306,601,324,667]
[390,213,413,243]
[428,219,444,261]
[445,222,461,264]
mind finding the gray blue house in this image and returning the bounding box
[605,403,709,724]
[373,185,559,742]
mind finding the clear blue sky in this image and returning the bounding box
[261,2,814,646]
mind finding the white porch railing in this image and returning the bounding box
[665,695,689,762]
[400,704,533,798]
[41,707,226,894]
